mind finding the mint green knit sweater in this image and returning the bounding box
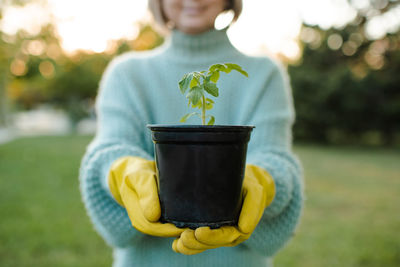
[79,29,304,267]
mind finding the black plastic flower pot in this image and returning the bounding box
[147,125,255,229]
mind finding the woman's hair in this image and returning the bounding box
[148,0,242,31]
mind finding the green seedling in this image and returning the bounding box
[178,63,248,125]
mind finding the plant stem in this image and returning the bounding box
[201,95,206,125]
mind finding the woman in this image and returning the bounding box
[80,0,304,266]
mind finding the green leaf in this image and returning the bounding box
[205,98,214,110]
[180,112,199,123]
[178,73,193,94]
[225,63,249,77]
[187,86,203,105]
[209,64,226,73]
[235,68,249,77]
[209,71,220,83]
[207,116,215,125]
[204,82,219,97]
[178,74,188,94]
[225,63,240,70]
[192,101,202,109]
[190,72,203,88]
[189,77,198,88]
[179,63,247,125]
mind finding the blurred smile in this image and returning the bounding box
[182,6,206,16]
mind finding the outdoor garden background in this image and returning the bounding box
[0,0,399,266]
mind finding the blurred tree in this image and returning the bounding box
[1,8,5,126]
[0,7,13,127]
[5,0,397,145]
[290,0,400,146]
[2,16,164,128]
[0,35,8,127]
[131,24,164,51]
[0,0,34,126]
[44,52,111,125]
[113,24,164,55]
[4,23,110,125]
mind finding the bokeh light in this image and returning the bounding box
[327,34,343,50]
[10,58,27,76]
[39,60,55,79]
[2,0,400,60]
[0,0,367,60]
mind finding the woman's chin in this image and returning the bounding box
[177,24,214,35]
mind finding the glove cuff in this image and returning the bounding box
[245,164,276,208]
[108,156,155,207]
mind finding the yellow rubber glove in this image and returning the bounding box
[108,156,185,237]
[172,164,275,255]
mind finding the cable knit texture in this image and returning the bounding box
[79,28,304,267]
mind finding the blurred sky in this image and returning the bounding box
[1,0,400,59]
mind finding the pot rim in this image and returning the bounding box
[147,124,255,132]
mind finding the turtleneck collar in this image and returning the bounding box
[163,28,237,64]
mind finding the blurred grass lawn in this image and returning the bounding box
[0,136,399,267]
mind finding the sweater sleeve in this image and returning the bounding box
[244,60,304,256]
[79,59,152,248]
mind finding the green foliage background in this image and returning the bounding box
[0,22,163,125]
[289,25,400,146]
[1,1,399,145]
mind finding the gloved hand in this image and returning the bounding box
[108,156,185,237]
[172,164,275,255]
